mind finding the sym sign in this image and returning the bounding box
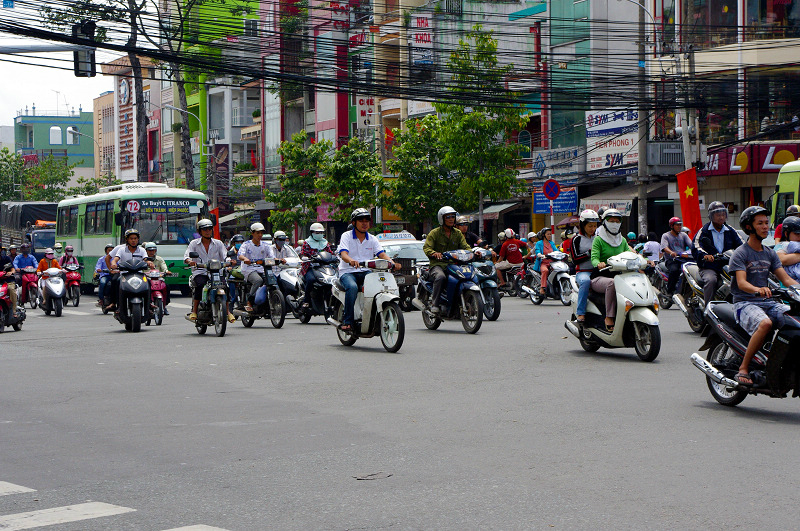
[702,143,800,176]
[585,109,638,177]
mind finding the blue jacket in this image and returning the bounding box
[532,238,557,272]
[13,254,38,270]
[692,222,743,273]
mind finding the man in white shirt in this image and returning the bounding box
[183,218,234,322]
[337,208,398,331]
[105,228,148,311]
[272,230,295,261]
[238,222,276,312]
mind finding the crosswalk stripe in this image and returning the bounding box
[170,302,192,309]
[0,481,35,496]
[162,526,230,531]
[63,310,91,316]
[0,502,135,530]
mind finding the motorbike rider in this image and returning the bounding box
[144,242,172,315]
[692,201,744,307]
[422,206,471,315]
[53,243,63,260]
[571,209,600,324]
[36,248,61,306]
[238,222,278,313]
[225,234,243,315]
[774,204,800,242]
[729,206,798,386]
[272,230,294,260]
[0,246,10,270]
[661,217,694,295]
[532,227,557,296]
[106,229,148,312]
[338,208,399,330]
[58,245,80,267]
[13,243,37,287]
[493,231,507,256]
[184,219,235,323]
[0,262,19,317]
[774,216,800,281]
[95,244,114,307]
[456,216,481,247]
[298,222,334,311]
[496,228,525,288]
[590,208,634,332]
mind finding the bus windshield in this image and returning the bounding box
[125,198,208,245]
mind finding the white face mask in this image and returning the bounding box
[605,222,622,235]
[311,233,324,242]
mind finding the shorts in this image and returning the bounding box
[495,261,523,271]
[734,300,790,335]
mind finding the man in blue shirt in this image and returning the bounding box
[95,244,114,306]
[693,201,743,307]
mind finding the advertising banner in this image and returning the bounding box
[532,180,578,214]
[585,109,638,177]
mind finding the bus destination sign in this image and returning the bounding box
[137,199,203,215]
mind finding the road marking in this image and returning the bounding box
[162,526,230,531]
[63,310,91,316]
[0,481,35,496]
[170,302,192,309]
[0,502,135,530]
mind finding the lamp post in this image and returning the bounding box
[67,127,111,184]
[163,103,215,207]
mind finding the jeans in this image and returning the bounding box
[340,271,369,326]
[666,257,683,293]
[97,275,110,302]
[227,281,238,304]
[576,271,592,317]
[302,270,316,304]
[190,274,209,301]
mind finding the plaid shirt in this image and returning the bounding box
[299,241,333,276]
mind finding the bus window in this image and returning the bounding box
[95,202,106,234]
[775,192,795,225]
[126,199,208,245]
[104,201,114,234]
[67,206,79,235]
[85,203,97,234]
[57,207,67,234]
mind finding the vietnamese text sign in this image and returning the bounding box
[533,180,578,214]
[586,109,638,176]
[532,146,586,179]
[356,95,375,130]
[138,199,202,215]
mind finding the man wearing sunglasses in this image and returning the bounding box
[337,208,399,332]
[423,206,471,314]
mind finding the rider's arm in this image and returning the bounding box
[775,266,799,286]
[590,237,603,268]
[422,231,436,258]
[339,250,358,267]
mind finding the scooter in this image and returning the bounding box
[328,258,405,353]
[276,262,303,319]
[498,264,522,297]
[673,250,733,333]
[523,251,572,306]
[19,266,38,309]
[114,258,150,332]
[690,286,800,407]
[412,249,484,334]
[233,258,286,329]
[38,267,66,317]
[145,267,173,326]
[186,251,232,337]
[288,251,339,324]
[472,248,502,321]
[564,251,661,361]
[0,267,25,333]
[63,263,83,307]
[392,257,419,312]
[647,259,673,310]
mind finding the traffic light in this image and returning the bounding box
[72,20,96,77]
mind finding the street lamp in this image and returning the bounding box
[67,127,112,184]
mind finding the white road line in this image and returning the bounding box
[170,302,192,309]
[0,481,35,496]
[0,502,135,530]
[63,310,91,316]
[162,526,230,531]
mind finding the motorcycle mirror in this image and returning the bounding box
[188,251,199,259]
[227,249,237,258]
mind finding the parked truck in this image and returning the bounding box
[0,201,58,260]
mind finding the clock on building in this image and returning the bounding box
[119,79,130,105]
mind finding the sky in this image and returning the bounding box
[0,39,115,126]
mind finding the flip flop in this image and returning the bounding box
[735,372,753,386]
[604,323,615,333]
[227,313,236,323]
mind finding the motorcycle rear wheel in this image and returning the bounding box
[633,322,660,362]
[241,314,255,327]
[28,287,37,309]
[335,304,357,346]
[70,285,80,307]
[706,343,747,406]
[559,278,572,306]
[379,302,405,353]
[687,301,705,333]
[269,290,286,329]
[483,288,501,321]
[419,291,441,330]
[213,299,227,337]
[461,290,483,334]
[579,334,601,353]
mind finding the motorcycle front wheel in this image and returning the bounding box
[269,289,286,329]
[379,302,405,353]
[483,287,501,321]
[213,299,227,337]
[28,287,37,309]
[154,299,164,326]
[633,322,660,362]
[129,302,142,332]
[706,342,747,406]
[70,285,80,307]
[460,290,483,334]
[53,297,63,317]
[335,304,357,346]
[0,309,5,333]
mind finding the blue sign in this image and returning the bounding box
[2,1,14,7]
[533,180,578,214]
[543,179,560,200]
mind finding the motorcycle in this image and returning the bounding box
[38,267,66,317]
[472,248,502,321]
[114,258,150,332]
[673,250,734,333]
[233,258,286,329]
[690,286,800,407]
[522,251,572,306]
[63,263,83,307]
[328,258,405,353]
[19,266,38,309]
[276,261,304,319]
[498,264,522,297]
[145,268,173,326]
[0,268,25,333]
[564,251,661,362]
[412,249,484,334]
[392,257,419,312]
[186,251,232,337]
[287,251,339,324]
[647,259,673,310]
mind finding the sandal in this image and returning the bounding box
[735,372,753,386]
[604,323,615,333]
[186,312,197,322]
[227,313,236,323]
[244,304,254,312]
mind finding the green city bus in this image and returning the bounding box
[771,160,800,227]
[56,183,211,292]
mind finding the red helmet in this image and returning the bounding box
[669,217,682,229]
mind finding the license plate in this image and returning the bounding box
[395,276,404,284]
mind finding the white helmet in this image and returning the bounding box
[503,228,514,240]
[274,230,287,239]
[310,222,324,233]
[579,209,600,223]
[527,231,537,240]
[250,222,265,232]
[497,232,506,242]
[437,206,458,225]
[601,208,623,235]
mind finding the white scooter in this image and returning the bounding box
[38,267,66,317]
[564,251,661,361]
[327,259,405,353]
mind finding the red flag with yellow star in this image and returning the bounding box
[676,167,701,238]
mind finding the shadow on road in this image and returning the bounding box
[692,401,800,424]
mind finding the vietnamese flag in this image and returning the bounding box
[676,167,702,238]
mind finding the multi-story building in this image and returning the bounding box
[92,91,115,183]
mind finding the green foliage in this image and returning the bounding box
[67,175,123,197]
[267,130,332,229]
[384,115,464,225]
[280,0,309,33]
[434,25,529,209]
[233,162,255,172]
[23,156,77,202]
[252,108,261,118]
[316,137,382,222]
[0,148,25,202]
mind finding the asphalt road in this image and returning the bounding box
[2,293,800,530]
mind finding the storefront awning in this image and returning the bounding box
[463,202,521,221]
[218,210,251,224]
[579,183,666,217]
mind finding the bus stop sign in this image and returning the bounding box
[543,179,560,200]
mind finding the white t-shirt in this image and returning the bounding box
[111,244,148,263]
[238,239,275,276]
[642,241,661,261]
[337,229,385,274]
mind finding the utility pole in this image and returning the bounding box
[636,0,649,236]
[678,47,694,171]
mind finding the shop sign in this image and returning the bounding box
[409,14,433,67]
[408,100,435,116]
[702,143,800,176]
[580,199,633,217]
[585,109,638,177]
[532,146,586,179]
[356,95,375,130]
[330,1,350,40]
[533,180,578,214]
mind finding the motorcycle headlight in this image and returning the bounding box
[127,276,143,289]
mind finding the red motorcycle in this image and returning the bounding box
[0,267,25,333]
[145,268,172,326]
[19,266,39,309]
[63,263,83,307]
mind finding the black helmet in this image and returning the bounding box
[782,216,800,240]
[707,201,727,220]
[786,204,800,216]
[231,234,245,243]
[739,205,769,235]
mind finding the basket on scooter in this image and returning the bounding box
[393,257,417,286]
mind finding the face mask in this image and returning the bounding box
[46,254,54,259]
[66,251,73,256]
[234,243,242,250]
[605,222,621,234]
[275,241,284,248]
[312,233,324,242]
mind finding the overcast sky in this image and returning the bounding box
[0,39,115,127]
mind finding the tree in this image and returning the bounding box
[23,156,75,202]
[67,175,124,196]
[266,130,332,231]
[384,114,463,226]
[434,25,529,228]
[316,137,382,222]
[0,148,25,202]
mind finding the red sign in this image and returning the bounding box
[543,179,560,200]
[126,200,140,213]
[702,143,800,176]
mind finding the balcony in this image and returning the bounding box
[209,128,225,141]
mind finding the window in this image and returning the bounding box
[162,108,173,134]
[161,66,172,89]
[85,203,97,234]
[244,19,258,37]
[104,201,114,234]
[58,205,80,236]
[49,126,62,145]
[66,126,80,145]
